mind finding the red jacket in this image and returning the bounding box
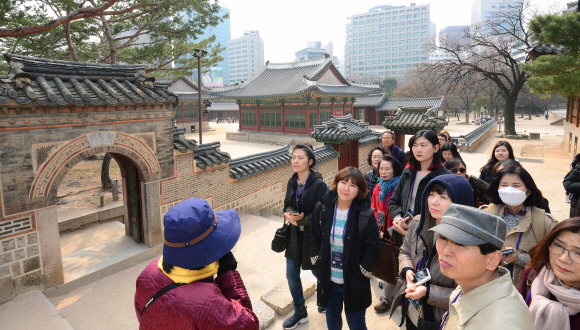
[134,259,259,330]
[371,184,394,232]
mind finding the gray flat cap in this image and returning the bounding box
[429,203,507,249]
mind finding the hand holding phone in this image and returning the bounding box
[413,269,431,286]
[501,249,514,255]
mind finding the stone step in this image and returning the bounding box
[0,290,73,330]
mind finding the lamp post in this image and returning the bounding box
[193,48,208,144]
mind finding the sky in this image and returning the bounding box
[218,0,566,64]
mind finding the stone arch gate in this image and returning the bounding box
[0,54,178,301]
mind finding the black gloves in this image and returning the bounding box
[217,252,238,276]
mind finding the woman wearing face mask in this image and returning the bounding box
[389,130,449,241]
[479,141,515,183]
[518,218,580,330]
[364,146,390,204]
[310,167,381,330]
[391,174,474,330]
[282,143,329,330]
[482,165,558,286]
[370,155,403,314]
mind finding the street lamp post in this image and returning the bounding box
[193,48,208,144]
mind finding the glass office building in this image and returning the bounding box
[344,3,436,83]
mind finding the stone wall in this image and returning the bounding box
[160,152,339,221]
[358,142,383,174]
[0,231,41,303]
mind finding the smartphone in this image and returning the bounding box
[403,211,414,222]
[408,298,421,311]
[501,249,514,255]
[413,268,431,286]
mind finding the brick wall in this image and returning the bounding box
[0,231,41,303]
[358,142,383,175]
[160,152,338,220]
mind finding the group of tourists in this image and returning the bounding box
[132,128,580,330]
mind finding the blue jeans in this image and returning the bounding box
[326,281,368,330]
[286,258,317,314]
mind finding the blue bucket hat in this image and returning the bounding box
[163,198,241,269]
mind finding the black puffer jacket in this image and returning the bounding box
[310,190,381,314]
[283,171,328,270]
[564,164,580,217]
[364,168,379,204]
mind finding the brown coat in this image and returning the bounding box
[480,204,558,286]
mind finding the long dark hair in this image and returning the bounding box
[445,157,466,171]
[480,141,515,174]
[407,130,443,170]
[529,218,580,273]
[292,143,316,170]
[572,153,580,168]
[487,165,544,206]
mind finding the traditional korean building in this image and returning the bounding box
[213,56,379,135]
[382,106,447,149]
[353,94,447,125]
[165,76,219,132]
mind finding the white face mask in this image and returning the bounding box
[498,187,528,206]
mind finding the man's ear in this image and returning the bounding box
[434,143,440,153]
[486,250,502,271]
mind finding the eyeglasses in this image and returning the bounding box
[450,168,466,174]
[548,241,580,265]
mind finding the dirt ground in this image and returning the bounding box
[57,154,123,221]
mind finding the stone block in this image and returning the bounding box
[16,236,25,249]
[14,270,42,293]
[253,300,276,330]
[260,279,316,316]
[97,206,125,222]
[27,233,37,245]
[0,265,9,277]
[22,256,40,273]
[0,276,14,302]
[2,238,15,252]
[14,249,25,261]
[27,244,39,257]
[0,252,13,265]
[11,262,21,276]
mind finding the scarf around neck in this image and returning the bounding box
[530,267,580,330]
[379,176,400,203]
[157,256,219,284]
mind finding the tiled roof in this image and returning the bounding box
[382,107,447,133]
[353,93,387,107]
[193,141,231,170]
[207,103,239,111]
[174,92,220,101]
[359,132,382,146]
[0,54,177,107]
[213,57,379,100]
[228,144,339,181]
[311,114,374,144]
[173,127,197,153]
[456,118,498,147]
[565,1,578,12]
[229,145,291,180]
[169,76,221,101]
[526,43,564,60]
[376,96,446,111]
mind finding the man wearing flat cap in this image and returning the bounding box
[134,198,259,330]
[432,203,534,330]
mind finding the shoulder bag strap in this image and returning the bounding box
[140,282,187,315]
[530,207,546,243]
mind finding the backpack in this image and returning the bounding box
[487,203,545,242]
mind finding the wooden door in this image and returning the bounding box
[126,160,143,242]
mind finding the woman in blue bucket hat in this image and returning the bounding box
[134,198,259,330]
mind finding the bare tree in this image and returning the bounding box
[422,0,540,135]
[454,74,486,124]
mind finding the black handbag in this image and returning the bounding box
[372,232,400,286]
[271,219,290,253]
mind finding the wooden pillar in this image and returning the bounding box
[395,131,406,150]
[281,100,285,134]
[305,102,310,131]
[237,100,241,130]
[317,102,320,125]
[256,100,261,132]
[375,109,379,125]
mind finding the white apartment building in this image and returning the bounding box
[344,3,436,83]
[228,30,265,84]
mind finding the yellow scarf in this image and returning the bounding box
[157,256,218,284]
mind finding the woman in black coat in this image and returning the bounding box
[282,143,329,330]
[563,154,580,217]
[310,167,381,330]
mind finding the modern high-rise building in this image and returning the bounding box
[294,42,333,62]
[344,3,436,83]
[439,25,470,46]
[228,30,265,84]
[189,6,231,87]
